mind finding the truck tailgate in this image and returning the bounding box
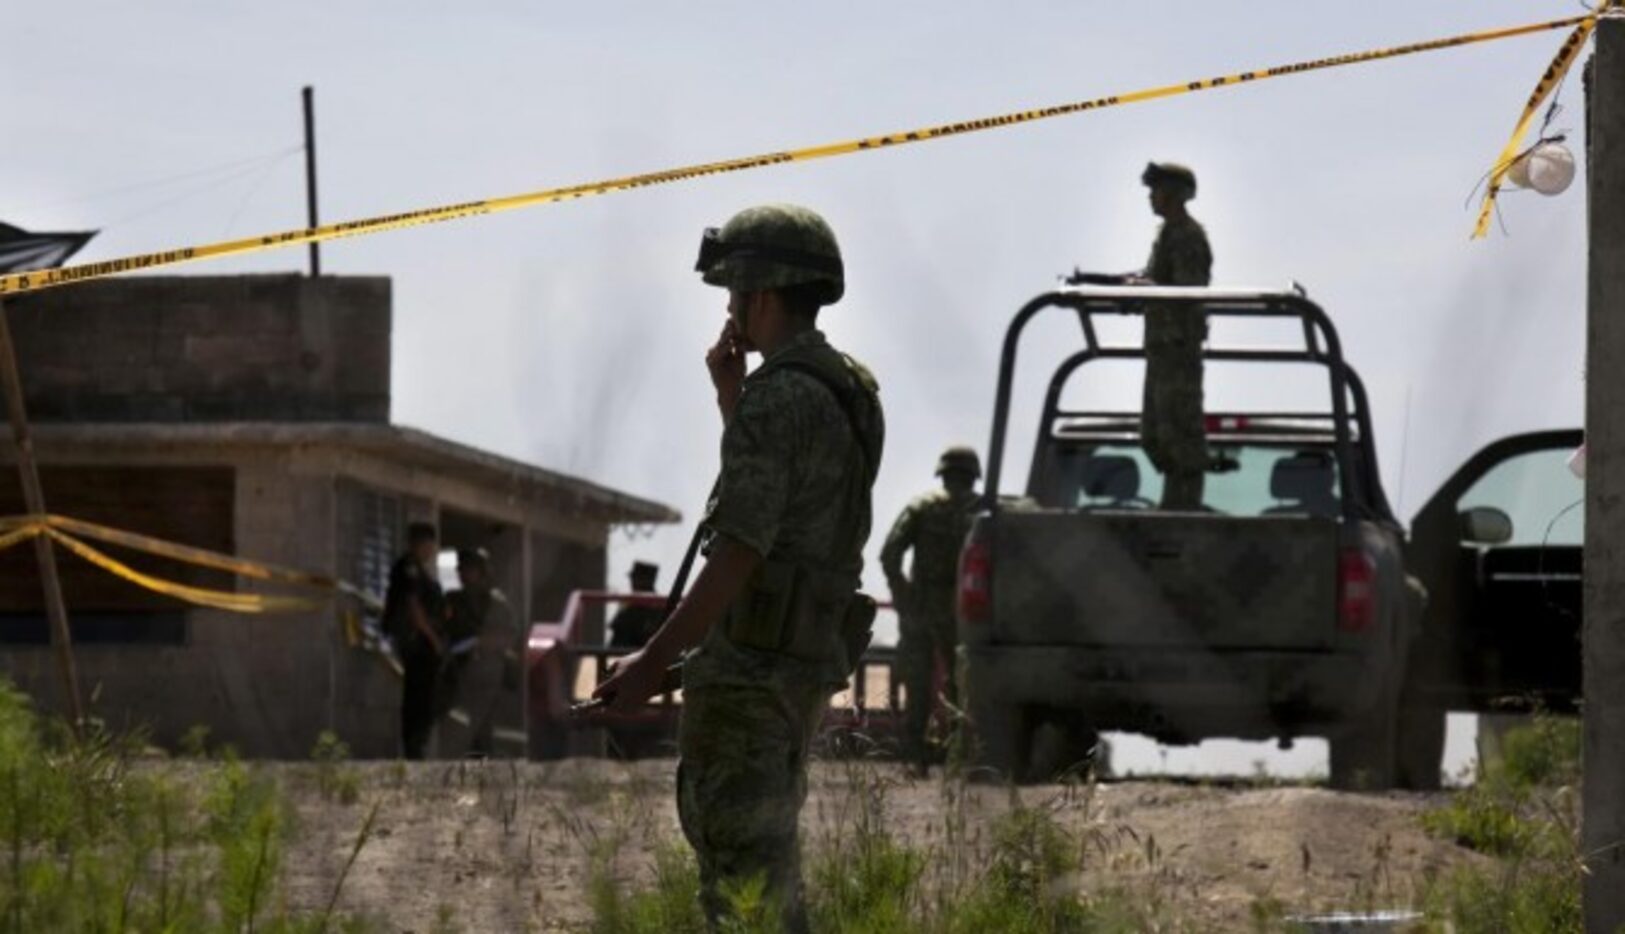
[991,510,1338,650]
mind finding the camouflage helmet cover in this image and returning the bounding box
[936,446,982,479]
[1141,162,1197,199]
[695,203,845,305]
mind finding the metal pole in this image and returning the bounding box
[1585,13,1625,930]
[0,299,84,727]
[302,85,321,276]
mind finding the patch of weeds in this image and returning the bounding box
[944,803,1093,934]
[0,677,379,933]
[429,902,463,934]
[311,730,363,805]
[1498,716,1581,788]
[1247,894,1289,933]
[588,840,705,934]
[1419,716,1584,933]
[180,723,213,758]
[810,827,924,933]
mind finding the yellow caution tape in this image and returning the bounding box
[0,12,1591,297]
[42,513,366,595]
[1472,16,1597,238]
[0,523,40,554]
[42,527,321,613]
[0,513,381,615]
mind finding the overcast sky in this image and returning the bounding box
[3,1,1592,774]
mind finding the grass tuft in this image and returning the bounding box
[0,677,377,933]
[1419,715,1584,934]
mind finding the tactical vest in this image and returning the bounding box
[909,493,978,588]
[720,341,882,673]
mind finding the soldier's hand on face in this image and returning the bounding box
[592,647,665,712]
[706,319,747,417]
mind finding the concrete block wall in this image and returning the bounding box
[10,275,391,422]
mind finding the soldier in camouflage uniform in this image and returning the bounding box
[593,204,883,933]
[881,446,980,774]
[1138,162,1213,510]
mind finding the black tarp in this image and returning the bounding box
[0,222,95,274]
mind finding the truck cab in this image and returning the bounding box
[958,285,1419,788]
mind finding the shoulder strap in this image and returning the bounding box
[763,347,882,481]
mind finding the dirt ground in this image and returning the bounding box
[271,758,1483,932]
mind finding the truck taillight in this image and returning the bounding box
[957,540,992,625]
[1337,549,1376,633]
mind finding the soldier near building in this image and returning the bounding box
[1137,161,1213,509]
[592,203,883,933]
[881,446,981,774]
[437,547,520,757]
[608,560,664,648]
[383,522,445,760]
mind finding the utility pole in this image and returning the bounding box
[302,85,321,276]
[1585,11,1625,930]
[0,299,84,727]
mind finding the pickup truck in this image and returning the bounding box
[958,285,1419,789]
[525,591,911,759]
[1397,428,1583,788]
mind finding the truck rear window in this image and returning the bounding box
[1040,442,1342,517]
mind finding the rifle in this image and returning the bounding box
[1062,270,1132,286]
[570,519,704,714]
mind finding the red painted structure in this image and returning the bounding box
[525,590,918,759]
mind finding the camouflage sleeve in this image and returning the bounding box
[879,502,917,588]
[704,376,798,558]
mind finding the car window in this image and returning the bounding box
[1057,443,1341,517]
[1457,447,1583,547]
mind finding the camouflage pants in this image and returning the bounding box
[1142,329,1207,510]
[897,605,958,768]
[677,679,830,934]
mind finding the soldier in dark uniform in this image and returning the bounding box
[593,204,882,933]
[1136,161,1213,510]
[608,561,664,648]
[881,446,981,774]
[438,547,519,757]
[383,522,445,760]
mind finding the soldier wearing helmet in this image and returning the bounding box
[881,445,982,775]
[1137,161,1212,509]
[593,204,883,933]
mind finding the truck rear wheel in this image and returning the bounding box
[1395,663,1446,790]
[1394,707,1445,791]
[1028,709,1103,782]
[1329,675,1401,791]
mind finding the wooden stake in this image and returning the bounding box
[0,298,84,727]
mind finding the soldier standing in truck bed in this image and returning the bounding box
[1137,161,1212,510]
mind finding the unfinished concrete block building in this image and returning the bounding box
[0,275,676,757]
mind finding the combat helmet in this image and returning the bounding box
[1141,162,1197,199]
[936,446,982,479]
[694,204,845,305]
